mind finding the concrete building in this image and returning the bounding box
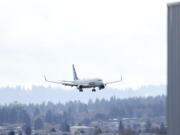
[168,2,180,135]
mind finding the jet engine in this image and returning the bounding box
[99,84,105,90]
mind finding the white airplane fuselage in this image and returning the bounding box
[73,78,104,88]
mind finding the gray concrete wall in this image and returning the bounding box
[168,3,180,135]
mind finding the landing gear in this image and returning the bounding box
[79,88,83,92]
[78,85,83,92]
[92,88,96,92]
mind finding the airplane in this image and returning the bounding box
[44,64,122,92]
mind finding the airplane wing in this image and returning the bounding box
[44,75,77,87]
[104,76,122,85]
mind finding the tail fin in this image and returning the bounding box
[72,64,79,80]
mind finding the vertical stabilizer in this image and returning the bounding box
[72,64,79,80]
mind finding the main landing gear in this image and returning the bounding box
[78,85,83,92]
[92,88,96,92]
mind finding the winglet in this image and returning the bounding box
[104,76,123,86]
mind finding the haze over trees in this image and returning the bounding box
[0,95,166,127]
[0,85,166,104]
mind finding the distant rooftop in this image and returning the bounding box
[70,126,94,129]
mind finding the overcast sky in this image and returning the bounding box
[0,0,176,89]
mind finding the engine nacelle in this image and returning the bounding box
[99,84,105,89]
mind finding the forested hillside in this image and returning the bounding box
[0,95,166,127]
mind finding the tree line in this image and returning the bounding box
[0,95,166,131]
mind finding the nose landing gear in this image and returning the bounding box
[78,85,83,92]
[79,88,83,92]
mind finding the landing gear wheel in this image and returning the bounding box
[92,88,96,92]
[79,89,83,92]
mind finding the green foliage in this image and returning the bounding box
[145,120,152,133]
[51,128,56,132]
[33,108,40,116]
[34,118,44,130]
[0,95,166,133]
[45,110,53,123]
[60,122,70,132]
[0,106,30,124]
[25,125,32,135]
[160,122,166,132]
[80,118,91,126]
[121,129,138,135]
[18,131,22,135]
[119,120,124,133]
[8,131,15,135]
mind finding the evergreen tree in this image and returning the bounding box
[60,122,70,132]
[33,108,40,116]
[45,110,53,123]
[34,118,44,130]
[25,125,32,135]
[145,120,152,133]
[18,131,22,135]
[119,120,124,133]
[8,131,15,135]
[160,122,165,132]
